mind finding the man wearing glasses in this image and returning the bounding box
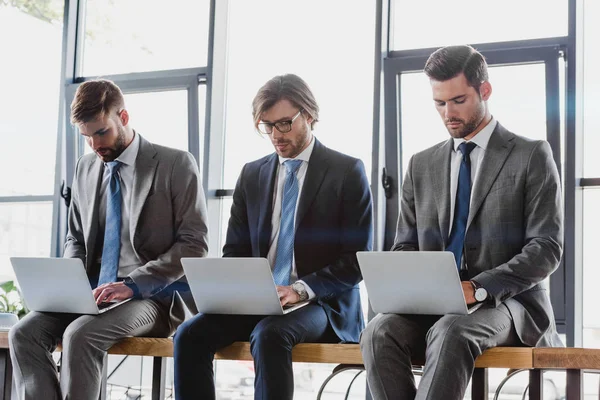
[173,74,373,400]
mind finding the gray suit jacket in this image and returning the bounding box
[64,134,209,331]
[393,123,563,347]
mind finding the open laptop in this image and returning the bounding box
[181,257,310,315]
[10,257,130,314]
[356,251,482,315]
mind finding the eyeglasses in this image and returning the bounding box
[257,109,303,135]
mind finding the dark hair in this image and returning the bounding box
[424,45,488,93]
[252,74,319,130]
[70,79,125,124]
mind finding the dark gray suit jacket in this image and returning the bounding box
[223,138,373,343]
[64,134,209,331]
[393,123,563,347]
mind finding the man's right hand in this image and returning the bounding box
[93,282,134,304]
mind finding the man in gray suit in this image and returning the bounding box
[360,45,563,399]
[9,79,209,400]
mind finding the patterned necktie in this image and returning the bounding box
[98,161,123,287]
[446,141,477,270]
[272,159,303,286]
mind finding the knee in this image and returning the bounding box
[360,314,405,353]
[249,323,290,356]
[62,323,94,351]
[8,318,30,350]
[9,313,44,350]
[173,315,213,352]
[427,316,471,350]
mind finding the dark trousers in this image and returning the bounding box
[173,303,337,400]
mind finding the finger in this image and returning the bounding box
[105,291,119,303]
[96,288,110,304]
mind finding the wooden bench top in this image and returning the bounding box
[107,337,534,368]
[1,332,530,369]
[534,347,600,369]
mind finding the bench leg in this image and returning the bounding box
[528,369,543,400]
[566,369,582,400]
[471,368,488,400]
[99,354,107,400]
[152,356,166,400]
[316,364,364,400]
[0,349,12,400]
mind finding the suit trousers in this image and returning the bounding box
[360,304,520,400]
[8,299,171,400]
[173,303,338,400]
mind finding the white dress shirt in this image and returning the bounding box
[449,117,497,236]
[266,136,316,299]
[97,131,142,277]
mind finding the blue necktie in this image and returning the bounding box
[98,161,123,287]
[446,142,477,270]
[272,159,303,286]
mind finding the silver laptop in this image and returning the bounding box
[181,257,309,315]
[357,251,482,315]
[10,257,130,314]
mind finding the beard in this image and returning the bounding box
[445,102,486,139]
[96,125,128,162]
[271,126,312,159]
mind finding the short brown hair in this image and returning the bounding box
[70,79,125,125]
[252,74,319,130]
[424,45,488,93]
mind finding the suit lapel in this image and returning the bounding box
[257,154,278,257]
[129,136,158,243]
[86,156,104,263]
[467,124,515,229]
[296,139,329,227]
[431,139,453,243]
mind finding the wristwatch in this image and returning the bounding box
[291,282,309,302]
[471,280,488,303]
[123,277,141,298]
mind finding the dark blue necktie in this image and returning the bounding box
[272,159,303,286]
[446,142,477,270]
[98,161,123,286]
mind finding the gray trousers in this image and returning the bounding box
[8,299,171,400]
[360,304,520,400]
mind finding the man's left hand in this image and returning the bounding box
[93,282,134,305]
[277,285,300,306]
[461,281,477,305]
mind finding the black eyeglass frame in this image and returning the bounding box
[257,109,304,135]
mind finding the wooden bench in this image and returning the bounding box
[5,332,598,400]
[0,332,533,400]
[104,338,536,400]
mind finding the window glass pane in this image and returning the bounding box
[222,0,375,188]
[400,64,547,175]
[583,189,600,330]
[0,3,63,195]
[0,202,53,279]
[583,0,600,177]
[392,0,567,50]
[124,90,190,151]
[82,0,210,76]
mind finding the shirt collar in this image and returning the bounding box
[278,135,315,165]
[452,117,497,152]
[110,130,140,168]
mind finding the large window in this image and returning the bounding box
[392,0,568,50]
[581,0,600,350]
[0,2,64,278]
